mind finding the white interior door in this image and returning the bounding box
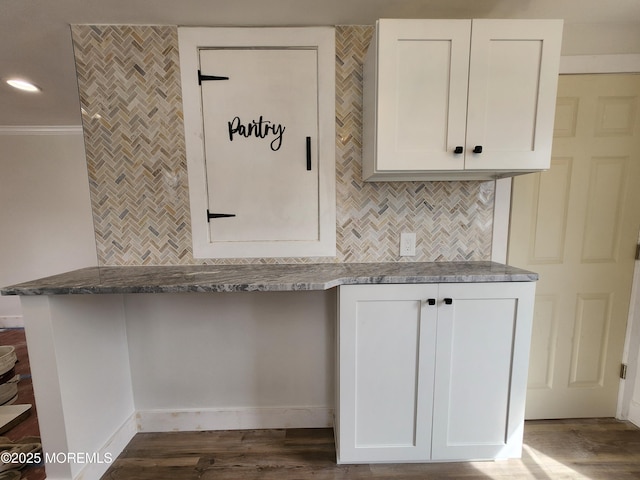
[509,74,640,418]
[200,48,319,244]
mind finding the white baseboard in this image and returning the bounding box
[0,316,24,328]
[628,399,640,429]
[136,406,334,433]
[73,412,137,480]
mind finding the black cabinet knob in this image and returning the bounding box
[427,298,436,306]
[473,145,483,154]
[444,298,453,305]
[454,146,463,154]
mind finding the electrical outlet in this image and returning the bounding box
[400,232,416,256]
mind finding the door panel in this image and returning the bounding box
[354,300,422,447]
[509,74,640,418]
[570,293,612,387]
[581,157,628,262]
[529,157,572,263]
[527,295,558,389]
[200,48,319,244]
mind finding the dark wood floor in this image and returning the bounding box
[0,328,44,480]
[101,418,640,480]
[2,328,639,479]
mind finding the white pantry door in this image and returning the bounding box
[509,74,640,418]
[200,48,318,244]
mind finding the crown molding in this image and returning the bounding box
[560,54,640,74]
[0,125,83,135]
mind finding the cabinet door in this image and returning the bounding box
[200,48,318,244]
[337,284,438,463]
[374,20,471,172]
[465,20,562,172]
[431,282,535,460]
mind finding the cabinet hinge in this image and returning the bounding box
[198,70,229,85]
[620,363,628,380]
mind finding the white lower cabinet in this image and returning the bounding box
[336,282,535,463]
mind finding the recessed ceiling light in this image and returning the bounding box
[6,78,41,92]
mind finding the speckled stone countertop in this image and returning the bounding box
[1,262,537,296]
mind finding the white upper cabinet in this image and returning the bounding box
[363,19,563,181]
[179,28,336,258]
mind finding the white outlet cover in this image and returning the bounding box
[400,232,416,256]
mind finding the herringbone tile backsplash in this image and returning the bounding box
[72,25,494,266]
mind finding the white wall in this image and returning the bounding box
[0,130,98,320]
[125,291,335,419]
[562,23,640,56]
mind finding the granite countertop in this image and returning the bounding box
[1,262,537,296]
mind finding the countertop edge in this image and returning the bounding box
[1,263,538,296]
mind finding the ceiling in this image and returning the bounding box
[1,0,639,127]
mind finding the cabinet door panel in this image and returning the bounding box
[376,20,470,172]
[432,282,535,460]
[337,284,437,463]
[355,300,423,447]
[200,48,319,243]
[466,20,562,171]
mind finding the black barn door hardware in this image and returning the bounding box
[207,210,236,222]
[306,137,312,170]
[198,70,230,85]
